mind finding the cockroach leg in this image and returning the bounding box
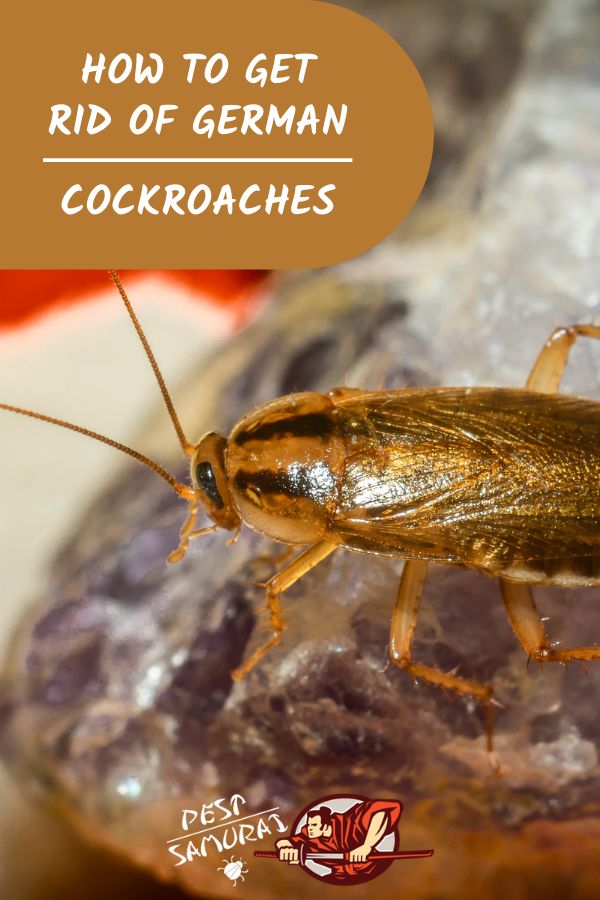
[226,527,241,546]
[167,497,200,563]
[500,578,600,664]
[167,497,199,563]
[231,541,337,682]
[388,559,428,666]
[499,579,547,656]
[389,559,495,751]
[527,324,600,393]
[167,496,218,564]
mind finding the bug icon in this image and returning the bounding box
[3,270,600,755]
[217,855,249,886]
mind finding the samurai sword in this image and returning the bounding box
[255,849,434,861]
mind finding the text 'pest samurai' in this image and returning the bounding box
[2,271,600,757]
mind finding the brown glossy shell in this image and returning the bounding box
[331,387,600,584]
[226,392,346,545]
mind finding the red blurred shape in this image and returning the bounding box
[0,270,267,330]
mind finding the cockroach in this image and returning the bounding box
[3,270,600,752]
[217,856,249,886]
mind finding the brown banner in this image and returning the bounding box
[2,0,433,269]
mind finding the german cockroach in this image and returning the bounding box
[3,271,600,752]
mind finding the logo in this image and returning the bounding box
[166,793,287,868]
[217,855,249,886]
[254,793,433,886]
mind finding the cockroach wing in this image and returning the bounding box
[330,388,600,585]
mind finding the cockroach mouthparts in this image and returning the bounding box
[3,272,600,755]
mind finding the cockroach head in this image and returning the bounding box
[191,432,240,531]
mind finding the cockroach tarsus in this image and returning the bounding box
[3,271,600,755]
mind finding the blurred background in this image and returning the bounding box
[2,0,599,897]
[0,270,267,899]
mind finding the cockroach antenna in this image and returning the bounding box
[5,274,600,762]
[108,270,195,457]
[0,271,196,501]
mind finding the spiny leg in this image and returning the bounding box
[527,324,600,393]
[231,540,337,681]
[389,559,496,752]
[500,578,600,663]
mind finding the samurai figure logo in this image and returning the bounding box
[254,794,433,886]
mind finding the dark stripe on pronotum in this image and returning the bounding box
[234,468,319,500]
[234,412,334,446]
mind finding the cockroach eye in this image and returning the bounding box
[6,270,600,761]
[195,461,224,509]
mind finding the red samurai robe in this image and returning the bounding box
[289,798,402,881]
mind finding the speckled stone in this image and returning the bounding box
[2,1,600,898]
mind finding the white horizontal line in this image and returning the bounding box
[42,157,353,163]
[165,806,281,843]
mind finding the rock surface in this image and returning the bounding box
[2,1,600,898]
